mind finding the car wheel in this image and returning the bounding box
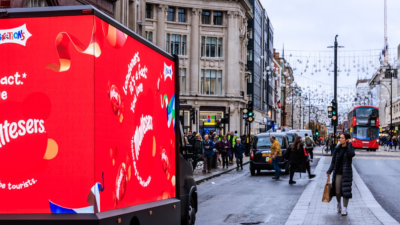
[250,165,255,176]
[182,196,196,225]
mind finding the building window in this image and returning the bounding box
[218,38,223,57]
[213,11,223,25]
[217,71,222,95]
[167,7,175,22]
[201,69,222,95]
[202,10,211,24]
[248,28,253,39]
[145,4,153,19]
[26,0,48,7]
[201,37,222,57]
[166,34,170,52]
[182,35,186,55]
[170,34,181,55]
[178,8,186,22]
[179,68,186,94]
[201,37,205,56]
[145,31,153,42]
[206,37,217,57]
[247,49,253,61]
[166,34,187,55]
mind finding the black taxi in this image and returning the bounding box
[249,132,289,176]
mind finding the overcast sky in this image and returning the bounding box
[261,0,400,90]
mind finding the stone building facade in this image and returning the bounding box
[115,0,253,134]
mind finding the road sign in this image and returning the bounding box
[386,126,390,131]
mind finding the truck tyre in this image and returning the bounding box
[182,196,196,225]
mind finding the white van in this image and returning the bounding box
[288,130,313,139]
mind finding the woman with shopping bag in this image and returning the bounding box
[326,133,356,216]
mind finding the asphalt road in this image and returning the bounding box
[353,150,400,223]
[196,154,321,225]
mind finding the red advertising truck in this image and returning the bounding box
[0,5,197,225]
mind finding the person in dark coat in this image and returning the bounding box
[233,139,245,171]
[327,133,355,216]
[202,134,215,173]
[284,136,315,184]
[220,135,231,169]
[393,137,398,151]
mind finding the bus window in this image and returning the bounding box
[353,126,379,141]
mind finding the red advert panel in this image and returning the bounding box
[94,17,176,212]
[0,14,176,214]
[0,16,95,213]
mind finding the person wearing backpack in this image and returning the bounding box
[304,133,315,162]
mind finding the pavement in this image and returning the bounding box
[193,156,251,184]
[286,155,399,225]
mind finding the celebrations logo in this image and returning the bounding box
[0,24,32,46]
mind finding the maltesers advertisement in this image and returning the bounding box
[0,15,176,214]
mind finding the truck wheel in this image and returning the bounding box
[183,196,196,225]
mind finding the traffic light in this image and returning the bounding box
[246,101,255,123]
[331,100,338,126]
[327,106,333,118]
[190,108,196,124]
[315,130,319,136]
[225,113,230,124]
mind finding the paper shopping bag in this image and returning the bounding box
[322,177,332,203]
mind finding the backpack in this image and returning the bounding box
[305,137,312,147]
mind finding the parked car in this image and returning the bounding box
[249,132,289,176]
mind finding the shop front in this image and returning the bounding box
[199,106,227,136]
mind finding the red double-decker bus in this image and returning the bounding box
[347,105,380,151]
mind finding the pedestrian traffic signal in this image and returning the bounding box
[190,108,196,124]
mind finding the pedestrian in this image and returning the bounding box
[233,138,245,170]
[196,133,203,141]
[202,134,215,173]
[270,136,282,180]
[284,136,314,184]
[218,130,224,141]
[212,136,221,169]
[328,133,335,155]
[327,133,356,216]
[220,135,231,169]
[389,135,393,150]
[227,132,236,164]
[393,137,398,151]
[304,133,315,162]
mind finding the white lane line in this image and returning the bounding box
[352,165,399,225]
[285,157,326,225]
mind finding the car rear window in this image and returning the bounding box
[256,136,283,148]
